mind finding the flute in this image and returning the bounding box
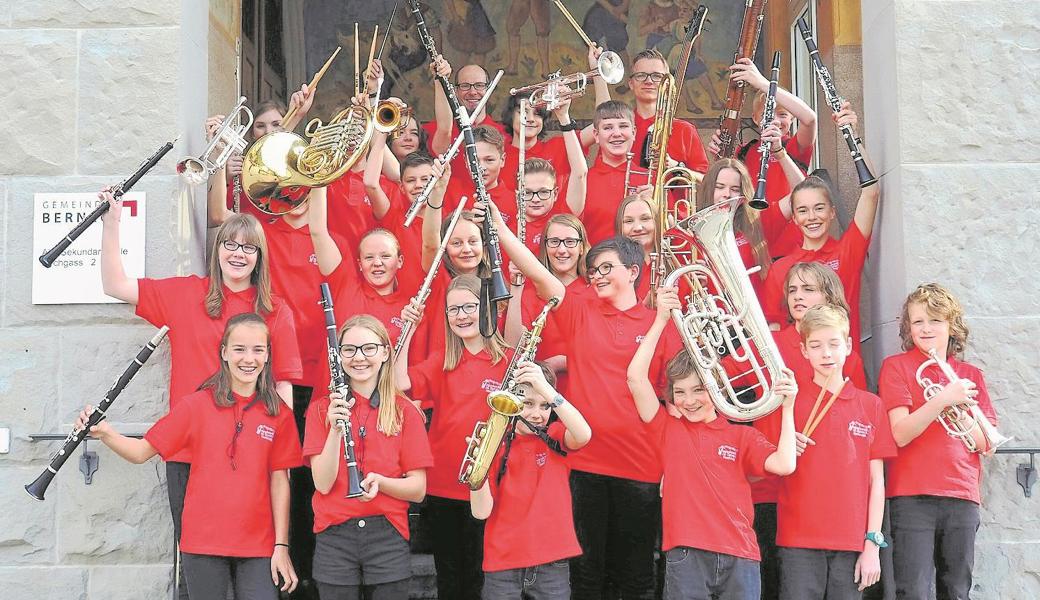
[515,97,528,270]
[751,51,781,210]
[38,137,177,268]
[404,133,465,228]
[394,196,470,357]
[25,326,170,501]
[319,283,365,498]
[796,17,877,187]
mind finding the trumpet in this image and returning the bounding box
[177,97,253,185]
[916,348,1012,455]
[509,53,624,111]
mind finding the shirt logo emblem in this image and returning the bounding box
[717,445,738,461]
[481,379,502,393]
[535,452,547,467]
[308,254,318,265]
[533,233,542,245]
[390,316,405,330]
[256,424,275,442]
[635,335,646,344]
[825,258,840,270]
[848,421,872,438]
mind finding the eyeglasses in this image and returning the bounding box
[222,239,259,254]
[456,82,489,92]
[630,72,667,84]
[522,188,557,201]
[445,302,480,317]
[588,262,620,278]
[339,343,386,358]
[546,237,581,248]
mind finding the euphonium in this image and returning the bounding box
[663,197,785,422]
[459,297,561,490]
[916,348,1012,455]
[241,100,383,215]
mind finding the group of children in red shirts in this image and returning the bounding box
[72,44,1000,600]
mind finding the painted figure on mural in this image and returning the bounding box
[443,0,497,64]
[670,0,725,114]
[583,0,633,90]
[505,0,552,77]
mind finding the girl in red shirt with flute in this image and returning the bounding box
[75,313,302,600]
[305,315,433,599]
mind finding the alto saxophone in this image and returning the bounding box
[458,297,560,490]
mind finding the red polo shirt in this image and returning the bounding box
[739,136,814,259]
[551,296,680,482]
[423,117,510,189]
[634,112,710,174]
[325,171,398,255]
[146,390,302,557]
[776,381,897,552]
[376,187,427,286]
[878,350,997,504]
[261,218,351,388]
[512,279,591,395]
[584,156,629,245]
[503,135,572,193]
[136,276,303,463]
[651,412,774,559]
[483,421,582,571]
[446,177,518,229]
[762,222,870,349]
[303,392,433,538]
[408,348,513,500]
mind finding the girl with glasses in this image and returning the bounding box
[73,313,303,600]
[99,191,302,595]
[304,315,433,600]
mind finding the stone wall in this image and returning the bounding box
[863,1,1040,597]
[0,1,219,596]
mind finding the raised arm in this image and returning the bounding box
[555,96,589,215]
[283,83,315,132]
[840,105,881,237]
[306,186,345,277]
[729,57,817,152]
[514,361,592,450]
[430,55,454,155]
[99,192,139,305]
[762,121,804,220]
[626,287,677,422]
[762,368,798,476]
[364,127,393,220]
[580,44,612,148]
[421,160,451,272]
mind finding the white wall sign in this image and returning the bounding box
[32,193,147,304]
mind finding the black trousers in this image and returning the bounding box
[753,503,779,600]
[289,385,317,600]
[166,461,191,600]
[778,547,862,600]
[890,495,979,600]
[425,495,486,600]
[181,553,277,600]
[569,470,661,600]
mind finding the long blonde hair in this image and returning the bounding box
[696,159,772,280]
[338,315,404,436]
[443,274,508,370]
[538,214,589,278]
[199,313,280,416]
[206,213,274,318]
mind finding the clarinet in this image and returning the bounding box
[407,0,512,337]
[716,0,768,158]
[394,196,470,357]
[751,51,781,210]
[796,18,877,187]
[25,326,170,501]
[319,283,365,498]
[38,137,178,268]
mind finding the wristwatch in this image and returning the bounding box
[865,531,888,548]
[549,393,567,409]
[558,121,578,132]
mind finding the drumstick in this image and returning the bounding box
[282,46,341,125]
[802,367,833,435]
[376,3,398,60]
[804,377,849,439]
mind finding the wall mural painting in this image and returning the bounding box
[302,0,763,126]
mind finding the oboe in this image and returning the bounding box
[25,326,170,501]
[716,0,767,158]
[796,17,877,187]
[319,283,365,498]
[394,197,470,357]
[751,51,781,210]
[39,137,178,268]
[406,0,512,338]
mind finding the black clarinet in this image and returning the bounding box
[406,0,511,337]
[796,18,877,187]
[38,137,178,268]
[25,326,170,501]
[318,283,365,498]
[751,51,781,210]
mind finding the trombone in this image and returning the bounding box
[176,96,253,185]
[509,54,624,110]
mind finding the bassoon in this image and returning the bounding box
[716,0,768,158]
[25,326,170,501]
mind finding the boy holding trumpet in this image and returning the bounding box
[776,304,896,599]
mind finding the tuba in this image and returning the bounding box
[663,197,785,421]
[459,297,561,490]
[916,348,1012,455]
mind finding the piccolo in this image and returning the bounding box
[394,196,469,357]
[403,132,465,227]
[751,51,781,210]
[319,283,365,499]
[796,17,877,187]
[39,138,178,268]
[25,326,170,501]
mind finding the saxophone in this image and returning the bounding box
[458,296,561,490]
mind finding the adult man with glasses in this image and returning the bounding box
[628,48,710,178]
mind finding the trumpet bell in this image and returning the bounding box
[374,101,403,134]
[597,50,626,85]
[176,157,209,185]
[241,131,313,215]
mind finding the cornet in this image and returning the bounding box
[916,348,1012,455]
[177,96,253,185]
[509,52,625,111]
